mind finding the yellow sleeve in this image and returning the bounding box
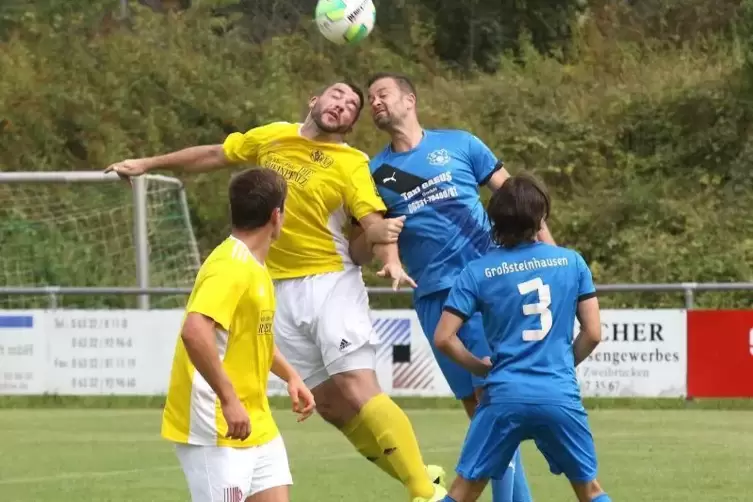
[186,260,248,331]
[222,122,288,164]
[345,155,387,221]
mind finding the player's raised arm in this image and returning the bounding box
[104,124,276,180]
[105,144,229,180]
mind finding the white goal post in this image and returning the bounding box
[0,171,201,310]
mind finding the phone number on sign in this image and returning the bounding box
[579,380,621,393]
[53,317,129,330]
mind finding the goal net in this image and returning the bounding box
[0,172,201,309]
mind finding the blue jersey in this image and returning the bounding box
[370,129,502,298]
[444,242,597,408]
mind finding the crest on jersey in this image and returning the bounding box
[310,149,334,168]
[427,149,450,166]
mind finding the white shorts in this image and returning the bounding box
[274,266,379,389]
[175,435,292,501]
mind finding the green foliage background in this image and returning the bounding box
[0,0,751,309]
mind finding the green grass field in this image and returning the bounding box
[1,407,752,501]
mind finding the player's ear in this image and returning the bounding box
[308,95,318,110]
[405,92,417,109]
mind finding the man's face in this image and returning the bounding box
[309,83,362,134]
[368,77,413,131]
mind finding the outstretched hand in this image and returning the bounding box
[104,159,150,186]
[377,262,417,290]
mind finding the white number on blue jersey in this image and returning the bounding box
[517,277,552,341]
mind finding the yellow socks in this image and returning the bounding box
[355,393,435,499]
[342,412,401,481]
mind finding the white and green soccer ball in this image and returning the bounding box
[315,0,376,45]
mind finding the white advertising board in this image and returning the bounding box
[0,309,686,398]
[0,310,181,396]
[42,310,180,395]
[575,309,687,397]
[0,311,46,394]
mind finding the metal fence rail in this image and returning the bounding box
[0,283,752,309]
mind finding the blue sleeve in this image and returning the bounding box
[443,267,480,321]
[467,133,503,185]
[575,252,597,301]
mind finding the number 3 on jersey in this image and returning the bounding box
[517,277,552,341]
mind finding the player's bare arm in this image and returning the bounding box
[181,312,250,440]
[348,223,373,265]
[271,347,316,422]
[485,167,556,245]
[485,165,511,192]
[356,212,416,289]
[104,144,229,180]
[434,311,492,377]
[348,215,406,265]
[573,296,602,366]
[365,215,405,244]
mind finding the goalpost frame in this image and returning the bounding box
[0,171,201,310]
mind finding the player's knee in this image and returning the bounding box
[311,381,357,428]
[315,400,347,428]
[330,368,382,409]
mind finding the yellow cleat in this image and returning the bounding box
[412,484,448,502]
[426,464,447,488]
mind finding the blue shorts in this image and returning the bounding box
[415,289,491,400]
[456,401,598,483]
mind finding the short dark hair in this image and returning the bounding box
[487,173,551,248]
[228,168,287,231]
[366,72,417,101]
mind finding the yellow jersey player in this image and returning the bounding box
[161,168,315,502]
[106,81,447,501]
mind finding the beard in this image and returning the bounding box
[311,105,350,134]
[372,109,398,131]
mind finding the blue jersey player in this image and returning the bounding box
[365,72,555,502]
[434,174,610,502]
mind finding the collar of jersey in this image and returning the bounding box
[295,123,347,146]
[229,235,264,267]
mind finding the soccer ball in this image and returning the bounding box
[315,0,376,45]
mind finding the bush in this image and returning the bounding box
[0,1,750,309]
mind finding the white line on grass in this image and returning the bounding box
[0,445,460,486]
[0,466,178,485]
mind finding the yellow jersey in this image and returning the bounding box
[222,121,386,280]
[161,236,278,448]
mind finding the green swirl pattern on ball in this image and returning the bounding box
[315,0,347,21]
[344,22,369,43]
